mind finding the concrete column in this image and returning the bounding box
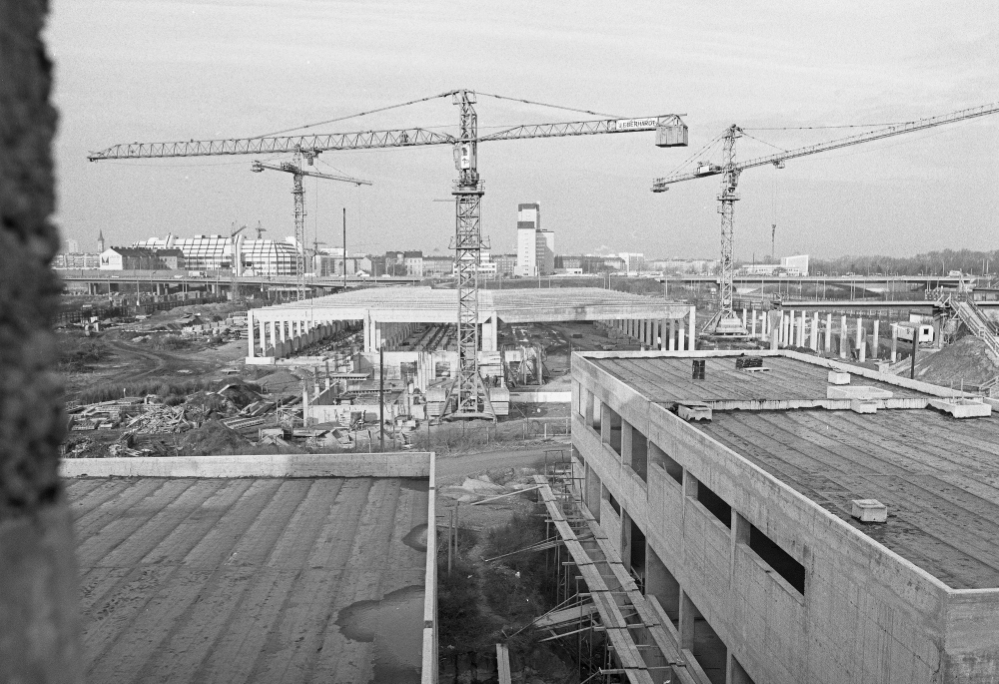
[669,319,676,351]
[600,403,612,445]
[750,310,757,338]
[279,320,287,342]
[259,319,266,354]
[678,327,685,351]
[872,320,880,359]
[891,324,898,362]
[679,591,695,651]
[825,313,833,353]
[660,319,669,351]
[247,311,255,358]
[799,311,807,347]
[778,311,786,346]
[810,311,819,351]
[839,315,848,359]
[269,321,277,351]
[687,307,696,349]
[856,317,863,354]
[621,421,633,467]
[741,308,747,329]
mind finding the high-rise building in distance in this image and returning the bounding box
[515,202,554,277]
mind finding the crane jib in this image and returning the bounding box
[615,118,660,131]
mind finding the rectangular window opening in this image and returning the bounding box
[696,483,731,528]
[630,430,648,482]
[608,492,620,515]
[650,442,683,484]
[749,525,805,594]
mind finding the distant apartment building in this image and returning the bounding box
[740,255,809,277]
[420,256,451,278]
[492,253,517,278]
[515,203,555,277]
[99,247,185,271]
[781,254,809,276]
[654,258,719,275]
[618,252,646,273]
[52,252,101,269]
[403,251,424,277]
[63,238,79,254]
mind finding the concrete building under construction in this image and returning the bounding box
[568,349,999,684]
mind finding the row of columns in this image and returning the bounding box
[743,307,919,363]
[608,307,698,351]
[247,310,347,359]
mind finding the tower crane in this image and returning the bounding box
[251,157,372,299]
[88,88,689,419]
[651,102,999,337]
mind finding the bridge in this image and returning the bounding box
[57,269,423,297]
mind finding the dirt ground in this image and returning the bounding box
[913,334,999,388]
[59,301,251,401]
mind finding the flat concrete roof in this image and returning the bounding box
[584,353,999,589]
[590,355,930,406]
[251,286,688,324]
[699,409,999,589]
[70,474,429,683]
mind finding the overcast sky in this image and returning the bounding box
[46,1,998,260]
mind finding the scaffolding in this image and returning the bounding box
[533,451,703,684]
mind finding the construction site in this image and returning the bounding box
[5,1,999,681]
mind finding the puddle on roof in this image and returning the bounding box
[336,584,424,684]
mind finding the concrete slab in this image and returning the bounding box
[70,475,430,684]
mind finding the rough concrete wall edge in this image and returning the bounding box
[59,453,432,478]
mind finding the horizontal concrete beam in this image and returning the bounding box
[60,453,433,479]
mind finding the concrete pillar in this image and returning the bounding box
[247,311,255,358]
[279,320,287,342]
[660,319,668,351]
[839,315,848,359]
[269,321,277,351]
[688,306,696,349]
[741,308,747,330]
[856,317,863,354]
[750,310,757,338]
[891,324,898,362]
[810,311,819,351]
[778,311,786,346]
[1,6,85,676]
[798,311,807,347]
[669,319,676,351]
[621,421,632,467]
[825,313,833,353]
[259,319,266,354]
[679,591,696,651]
[678,327,685,351]
[872,320,880,359]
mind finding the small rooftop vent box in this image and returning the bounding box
[851,499,888,523]
[828,371,851,385]
[928,398,992,419]
[677,402,712,422]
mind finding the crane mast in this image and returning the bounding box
[651,101,999,337]
[251,156,371,300]
[89,89,688,419]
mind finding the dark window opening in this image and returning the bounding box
[651,443,683,484]
[750,526,805,594]
[697,483,731,528]
[630,431,648,482]
[608,409,622,454]
[608,492,620,515]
